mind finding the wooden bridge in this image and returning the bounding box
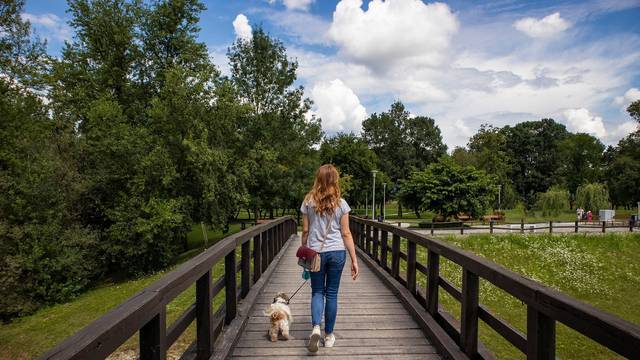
[39,216,640,360]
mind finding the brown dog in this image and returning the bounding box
[263,293,293,342]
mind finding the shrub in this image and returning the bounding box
[537,186,570,216]
[575,183,610,213]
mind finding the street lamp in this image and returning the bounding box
[371,170,378,220]
[383,182,387,221]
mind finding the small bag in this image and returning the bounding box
[296,211,333,272]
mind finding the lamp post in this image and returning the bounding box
[372,170,378,220]
[383,182,387,221]
[365,193,368,218]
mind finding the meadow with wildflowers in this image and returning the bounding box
[405,233,640,359]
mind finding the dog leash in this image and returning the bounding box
[288,279,309,303]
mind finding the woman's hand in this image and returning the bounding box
[351,261,359,280]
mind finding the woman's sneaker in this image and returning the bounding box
[324,333,336,348]
[307,325,321,353]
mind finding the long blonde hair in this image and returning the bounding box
[304,164,341,216]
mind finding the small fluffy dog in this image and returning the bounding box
[264,292,293,342]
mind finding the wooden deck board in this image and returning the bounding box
[230,240,442,359]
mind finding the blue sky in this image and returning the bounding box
[23,0,640,148]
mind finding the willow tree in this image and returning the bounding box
[576,183,610,213]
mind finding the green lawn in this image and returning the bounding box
[0,223,244,360]
[393,232,640,359]
[353,201,638,224]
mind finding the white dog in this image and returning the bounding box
[264,292,293,342]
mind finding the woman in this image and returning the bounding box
[300,164,359,353]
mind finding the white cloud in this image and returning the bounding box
[514,12,570,38]
[232,14,252,41]
[564,108,606,138]
[283,0,314,11]
[614,87,640,108]
[607,121,638,140]
[310,79,367,133]
[21,13,71,42]
[328,0,458,69]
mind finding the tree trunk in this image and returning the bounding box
[269,208,274,219]
[398,202,403,218]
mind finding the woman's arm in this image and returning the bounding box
[301,214,310,246]
[340,214,359,280]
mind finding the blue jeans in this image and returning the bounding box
[310,250,346,334]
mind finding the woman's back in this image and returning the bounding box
[300,198,351,252]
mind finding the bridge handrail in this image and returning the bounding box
[39,216,297,360]
[350,216,640,359]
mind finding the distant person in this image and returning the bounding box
[587,210,593,222]
[576,207,584,222]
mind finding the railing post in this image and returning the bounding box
[521,218,525,234]
[431,221,434,235]
[631,220,634,232]
[490,221,494,234]
[241,240,251,298]
[407,240,417,295]
[391,234,400,280]
[549,221,553,234]
[381,230,388,270]
[373,227,379,262]
[261,230,269,272]
[527,306,556,360]
[602,221,606,233]
[196,271,213,359]
[225,248,237,324]
[460,270,479,357]
[460,222,464,235]
[140,308,166,360]
[575,220,579,233]
[253,234,262,283]
[365,224,371,255]
[427,250,439,315]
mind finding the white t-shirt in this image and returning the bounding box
[300,198,351,252]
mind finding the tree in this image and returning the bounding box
[319,133,379,207]
[575,183,610,214]
[398,160,496,219]
[501,119,569,208]
[605,131,640,208]
[1,0,99,320]
[556,133,605,196]
[628,100,640,124]
[228,26,322,218]
[537,186,570,216]
[362,101,446,216]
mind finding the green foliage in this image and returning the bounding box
[556,133,605,195]
[605,131,640,208]
[537,186,570,216]
[628,100,640,124]
[228,26,322,217]
[398,160,496,219]
[319,133,379,206]
[501,119,569,208]
[362,101,446,184]
[575,183,610,213]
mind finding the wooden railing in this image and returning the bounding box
[350,216,640,360]
[408,219,637,235]
[39,216,297,360]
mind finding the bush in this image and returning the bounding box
[0,224,101,321]
[537,186,570,216]
[575,183,610,213]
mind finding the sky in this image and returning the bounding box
[22,0,640,149]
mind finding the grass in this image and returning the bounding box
[353,201,639,224]
[0,223,244,360]
[391,232,640,359]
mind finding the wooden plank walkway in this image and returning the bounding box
[231,238,442,359]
